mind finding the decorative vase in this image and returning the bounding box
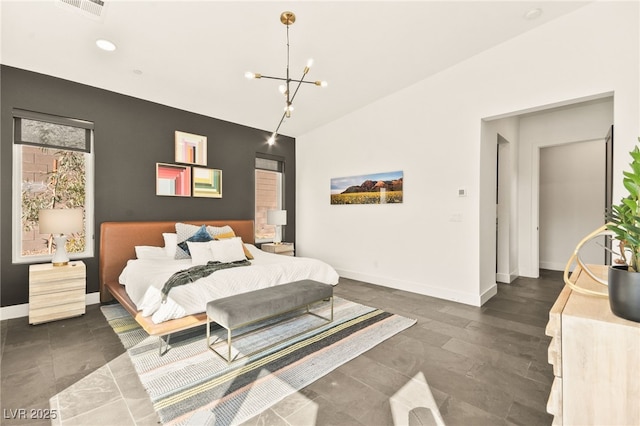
[608,265,640,323]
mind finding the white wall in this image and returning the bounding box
[296,1,639,306]
[492,120,520,284]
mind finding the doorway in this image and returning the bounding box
[484,94,614,285]
[539,139,607,270]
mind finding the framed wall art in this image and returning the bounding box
[175,131,207,165]
[192,167,222,198]
[156,163,192,197]
[331,170,403,205]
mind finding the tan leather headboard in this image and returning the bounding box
[99,220,255,302]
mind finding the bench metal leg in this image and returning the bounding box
[206,315,210,347]
[158,333,171,356]
[307,296,333,322]
[207,296,334,364]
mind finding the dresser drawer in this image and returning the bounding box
[29,302,86,325]
[30,285,85,310]
[29,278,85,296]
[29,261,85,284]
[546,377,563,425]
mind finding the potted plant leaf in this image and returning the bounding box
[606,139,640,322]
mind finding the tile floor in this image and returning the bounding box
[0,271,562,425]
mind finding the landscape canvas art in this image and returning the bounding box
[331,170,403,204]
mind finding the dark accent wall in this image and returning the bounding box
[1,65,296,307]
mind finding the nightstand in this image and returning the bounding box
[261,242,295,256]
[29,261,86,325]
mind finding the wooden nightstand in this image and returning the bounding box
[261,242,295,256]
[29,261,86,325]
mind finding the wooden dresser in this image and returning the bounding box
[546,265,640,425]
[29,261,86,324]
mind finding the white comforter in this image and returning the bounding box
[118,244,340,324]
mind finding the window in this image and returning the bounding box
[12,109,94,263]
[255,156,284,243]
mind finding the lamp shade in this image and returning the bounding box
[39,208,84,235]
[267,210,287,226]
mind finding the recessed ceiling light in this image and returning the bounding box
[96,39,116,51]
[524,8,543,20]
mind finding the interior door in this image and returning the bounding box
[605,125,614,265]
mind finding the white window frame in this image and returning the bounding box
[11,111,95,264]
[255,156,284,244]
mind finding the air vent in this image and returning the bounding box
[56,0,106,21]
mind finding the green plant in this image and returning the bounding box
[606,139,640,271]
[22,147,86,255]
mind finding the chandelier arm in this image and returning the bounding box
[257,75,287,81]
[287,79,320,85]
[253,75,318,85]
[273,111,287,136]
[288,72,308,105]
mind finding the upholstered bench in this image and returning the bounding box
[206,279,333,363]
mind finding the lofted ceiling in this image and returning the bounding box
[1,1,591,139]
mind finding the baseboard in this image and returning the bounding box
[496,271,518,284]
[0,304,29,321]
[86,291,101,305]
[335,268,486,307]
[539,261,564,271]
[480,283,498,305]
[0,292,101,321]
[496,272,511,283]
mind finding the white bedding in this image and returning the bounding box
[118,244,340,324]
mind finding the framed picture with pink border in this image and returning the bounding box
[175,131,207,166]
[156,163,192,197]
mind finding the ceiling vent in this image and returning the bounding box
[56,0,106,21]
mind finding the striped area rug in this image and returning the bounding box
[101,297,416,425]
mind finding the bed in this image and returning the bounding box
[99,220,339,337]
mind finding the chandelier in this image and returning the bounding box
[245,11,327,145]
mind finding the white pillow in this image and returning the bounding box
[163,232,178,257]
[209,237,247,263]
[135,246,166,259]
[187,241,215,265]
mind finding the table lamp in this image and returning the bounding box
[38,208,83,266]
[267,209,287,244]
